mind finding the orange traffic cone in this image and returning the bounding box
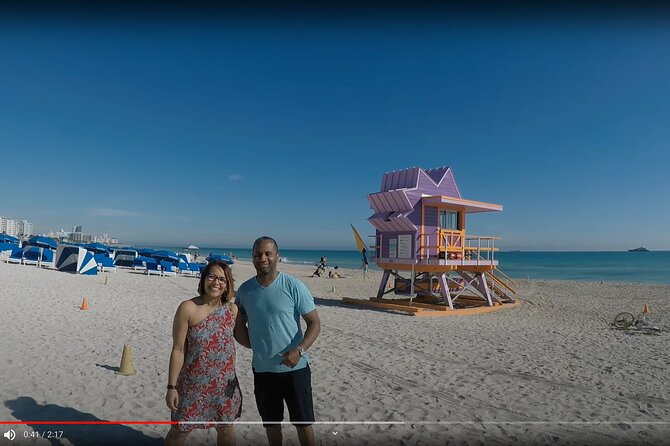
[80,298,89,310]
[643,304,650,314]
[115,344,137,376]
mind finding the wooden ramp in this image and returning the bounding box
[342,296,519,316]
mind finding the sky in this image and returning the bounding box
[2,4,670,251]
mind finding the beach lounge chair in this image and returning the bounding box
[188,262,202,277]
[6,248,24,264]
[0,242,19,259]
[146,261,162,276]
[95,254,117,273]
[160,261,177,277]
[40,249,55,269]
[132,258,147,270]
[22,247,41,266]
[177,261,192,275]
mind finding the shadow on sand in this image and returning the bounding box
[314,296,406,316]
[5,396,163,446]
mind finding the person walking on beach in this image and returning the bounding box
[236,236,321,446]
[165,260,245,446]
[360,258,369,279]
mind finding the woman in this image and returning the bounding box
[165,260,244,446]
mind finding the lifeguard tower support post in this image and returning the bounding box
[344,166,516,316]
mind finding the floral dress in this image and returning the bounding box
[172,303,242,431]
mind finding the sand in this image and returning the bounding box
[1,259,669,445]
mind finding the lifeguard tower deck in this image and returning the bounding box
[343,166,517,316]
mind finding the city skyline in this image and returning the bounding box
[2,7,670,251]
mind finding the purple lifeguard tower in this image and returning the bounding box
[344,166,517,316]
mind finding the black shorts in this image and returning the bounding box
[253,365,315,427]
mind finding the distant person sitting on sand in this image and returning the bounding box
[165,260,247,446]
[312,265,325,277]
[328,267,342,279]
[318,256,327,269]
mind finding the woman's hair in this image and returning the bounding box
[197,260,235,303]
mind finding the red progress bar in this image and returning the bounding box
[0,421,175,425]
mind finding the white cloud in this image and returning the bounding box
[228,174,244,181]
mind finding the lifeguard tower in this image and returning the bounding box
[343,166,517,316]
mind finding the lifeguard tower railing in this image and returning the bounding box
[372,230,499,268]
[417,230,498,267]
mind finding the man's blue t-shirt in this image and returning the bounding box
[236,272,316,373]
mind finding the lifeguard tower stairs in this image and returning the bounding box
[343,166,518,316]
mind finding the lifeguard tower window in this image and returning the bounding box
[440,210,459,230]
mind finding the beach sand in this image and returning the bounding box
[1,259,668,445]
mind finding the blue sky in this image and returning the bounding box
[2,9,670,250]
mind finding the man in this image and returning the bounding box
[236,236,321,446]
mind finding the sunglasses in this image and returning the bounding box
[205,274,228,283]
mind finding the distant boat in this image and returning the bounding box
[628,247,650,252]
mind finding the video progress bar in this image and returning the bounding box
[1,421,669,426]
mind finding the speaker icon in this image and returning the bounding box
[3,429,15,440]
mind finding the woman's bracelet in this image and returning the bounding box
[167,384,177,390]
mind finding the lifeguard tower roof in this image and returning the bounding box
[368,166,501,233]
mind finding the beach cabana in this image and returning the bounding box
[112,248,138,267]
[55,245,98,275]
[343,165,517,316]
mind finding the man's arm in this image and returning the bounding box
[281,309,320,368]
[232,304,251,348]
[298,309,320,351]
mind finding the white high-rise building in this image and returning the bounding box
[19,220,34,237]
[1,217,19,236]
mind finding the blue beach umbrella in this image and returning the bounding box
[0,233,20,244]
[154,250,179,261]
[0,242,19,251]
[27,235,57,249]
[135,255,153,263]
[206,254,234,265]
[84,242,110,254]
[138,248,158,257]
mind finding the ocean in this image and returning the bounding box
[152,246,670,285]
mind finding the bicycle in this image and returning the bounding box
[612,311,662,333]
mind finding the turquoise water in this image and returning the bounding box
[151,246,670,284]
[497,251,670,284]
